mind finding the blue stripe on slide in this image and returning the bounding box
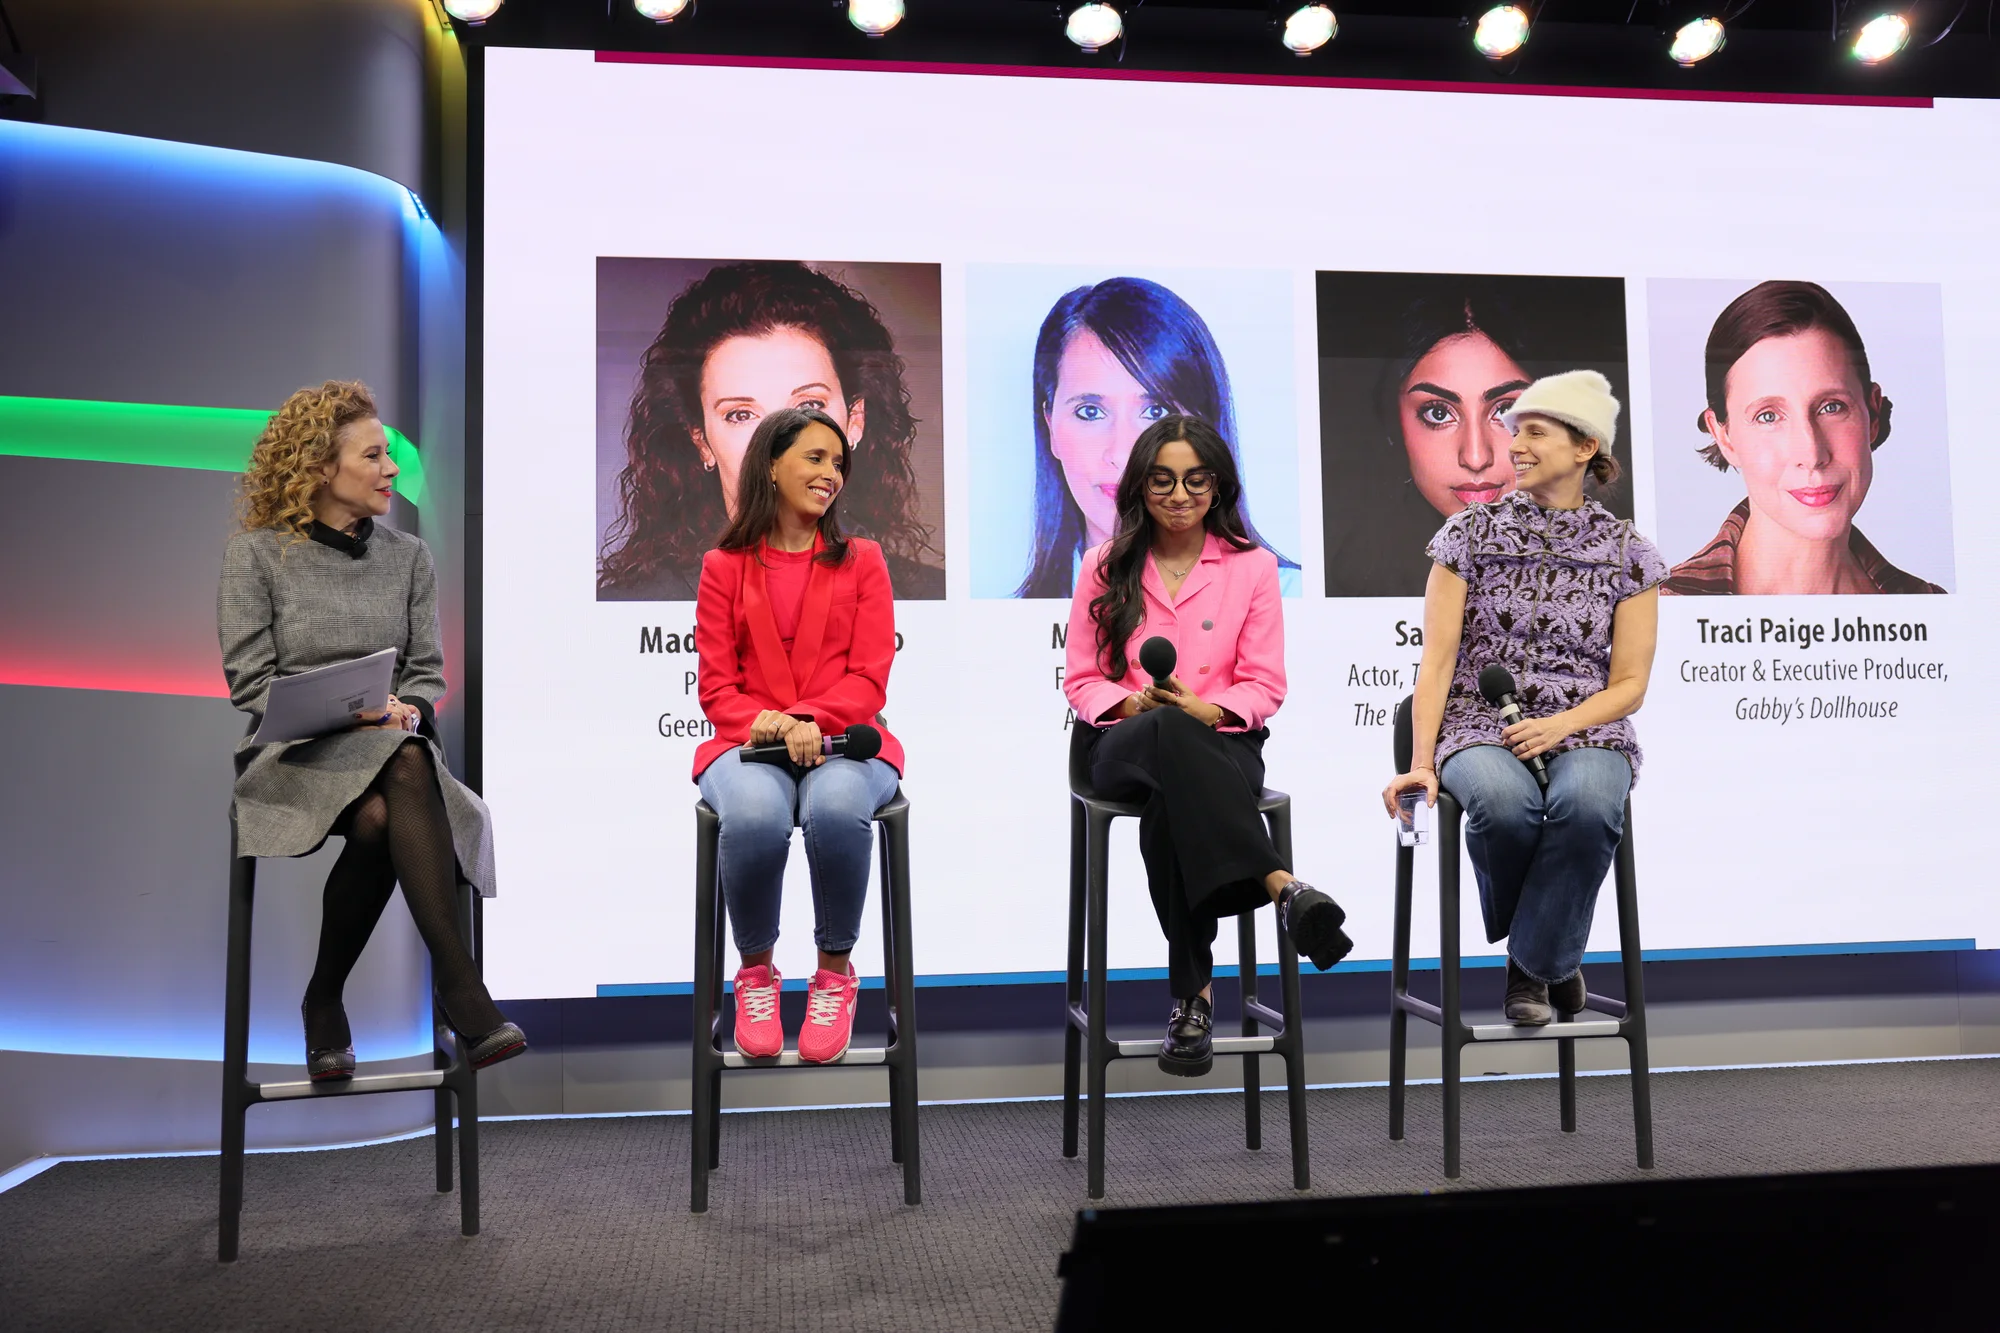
[596,938,1977,996]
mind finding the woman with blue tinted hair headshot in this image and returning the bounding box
[1015,276,1299,599]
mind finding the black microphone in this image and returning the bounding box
[743,722,883,769]
[1477,665,1549,790]
[1138,636,1177,690]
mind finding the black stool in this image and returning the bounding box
[690,790,919,1212]
[1387,696,1654,1178]
[1062,726,1310,1199]
[218,808,486,1262]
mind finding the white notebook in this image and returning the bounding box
[251,648,399,746]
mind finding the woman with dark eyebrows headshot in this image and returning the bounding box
[1016,276,1298,599]
[598,259,943,601]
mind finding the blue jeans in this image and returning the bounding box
[696,748,901,956]
[1439,744,1631,983]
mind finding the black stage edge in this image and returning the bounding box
[1056,1162,2000,1325]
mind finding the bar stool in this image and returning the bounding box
[1387,696,1654,1178]
[218,807,486,1262]
[1061,725,1310,1199]
[689,790,919,1212]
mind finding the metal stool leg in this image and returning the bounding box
[217,841,256,1263]
[1061,798,1086,1160]
[453,884,481,1236]
[1085,807,1112,1201]
[880,803,921,1205]
[1558,1016,1578,1133]
[434,999,455,1192]
[1388,840,1414,1142]
[1238,911,1261,1152]
[1266,799,1309,1190]
[880,820,904,1167]
[1438,795,1464,1181]
[1616,805,1655,1169]
[690,806,720,1213]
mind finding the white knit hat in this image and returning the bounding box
[1501,369,1620,454]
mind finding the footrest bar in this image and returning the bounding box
[720,1047,889,1069]
[1110,1035,1275,1059]
[1584,992,1628,1019]
[1243,1000,1287,1031]
[1395,992,1444,1026]
[1469,1019,1623,1042]
[255,1070,447,1102]
[1066,1002,1088,1033]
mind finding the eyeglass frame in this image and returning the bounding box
[1143,467,1218,497]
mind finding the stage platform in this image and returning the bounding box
[4,1057,1996,1331]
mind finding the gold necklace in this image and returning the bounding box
[1155,552,1194,579]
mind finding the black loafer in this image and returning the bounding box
[1550,968,1587,1016]
[465,1022,528,1070]
[1278,882,1354,971]
[1158,995,1213,1077]
[302,999,355,1081]
[1504,960,1554,1026]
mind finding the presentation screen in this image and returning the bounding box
[481,46,2000,1000]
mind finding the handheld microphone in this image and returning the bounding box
[1138,637,1177,691]
[742,722,883,769]
[1477,665,1549,790]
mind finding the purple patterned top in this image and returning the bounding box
[1427,492,1667,780]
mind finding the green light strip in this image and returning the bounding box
[0,395,426,507]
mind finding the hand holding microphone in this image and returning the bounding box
[1478,665,1554,790]
[742,722,883,772]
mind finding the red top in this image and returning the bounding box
[762,544,816,647]
[692,535,904,780]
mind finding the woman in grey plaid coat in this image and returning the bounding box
[218,382,525,1080]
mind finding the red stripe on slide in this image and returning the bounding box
[0,656,229,699]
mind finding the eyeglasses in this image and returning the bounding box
[1145,469,1217,497]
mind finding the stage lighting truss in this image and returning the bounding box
[442,0,502,24]
[1064,2,1124,53]
[1471,5,1533,60]
[848,0,905,36]
[634,0,691,21]
[1280,4,1338,55]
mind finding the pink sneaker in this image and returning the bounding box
[732,964,784,1059]
[797,965,860,1064]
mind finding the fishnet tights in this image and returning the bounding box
[301,739,503,1049]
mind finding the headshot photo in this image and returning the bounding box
[1315,271,1631,598]
[1650,278,1952,595]
[595,257,946,601]
[966,265,1301,599]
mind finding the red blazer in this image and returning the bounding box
[692,536,904,780]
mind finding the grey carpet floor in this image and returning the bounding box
[4,1059,1997,1332]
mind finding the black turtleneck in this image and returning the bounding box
[307,517,374,558]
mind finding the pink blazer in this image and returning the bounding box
[1063,533,1287,731]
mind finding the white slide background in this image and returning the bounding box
[481,47,2000,999]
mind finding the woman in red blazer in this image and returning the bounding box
[694,406,903,1064]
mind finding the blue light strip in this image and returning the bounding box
[592,938,1979,996]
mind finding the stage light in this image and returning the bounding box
[1065,3,1123,53]
[634,0,690,21]
[1852,12,1911,63]
[1668,16,1725,65]
[441,0,502,24]
[847,0,904,35]
[1472,6,1531,60]
[1281,5,1338,55]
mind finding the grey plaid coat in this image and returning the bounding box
[217,523,496,893]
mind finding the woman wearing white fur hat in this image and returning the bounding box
[1382,370,1666,1025]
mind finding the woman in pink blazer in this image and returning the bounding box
[1064,416,1352,1077]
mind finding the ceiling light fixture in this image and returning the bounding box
[1281,5,1338,55]
[1471,5,1531,60]
[848,0,905,36]
[1668,15,1725,65]
[1065,3,1123,53]
[634,0,691,21]
[1851,12,1911,63]
[441,0,503,25]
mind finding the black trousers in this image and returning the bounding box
[1083,707,1286,997]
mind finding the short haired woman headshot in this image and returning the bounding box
[599,259,943,601]
[1665,279,1944,595]
[219,381,526,1080]
[1018,276,1298,599]
[1064,414,1348,1077]
[1382,371,1666,1025]
[693,406,903,1064]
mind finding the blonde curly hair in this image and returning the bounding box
[238,380,381,536]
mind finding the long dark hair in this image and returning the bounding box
[1088,416,1256,682]
[1696,279,1891,470]
[714,407,852,565]
[1018,276,1292,598]
[599,260,931,592]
